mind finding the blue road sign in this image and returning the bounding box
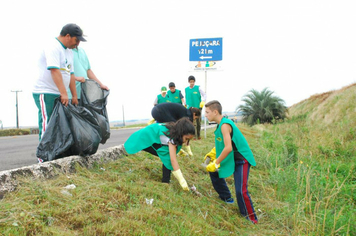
[189,37,223,61]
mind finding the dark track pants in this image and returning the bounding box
[209,159,258,224]
[194,112,201,139]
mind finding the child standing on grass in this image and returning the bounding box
[124,118,195,191]
[204,100,258,224]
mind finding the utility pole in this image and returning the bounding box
[11,90,22,129]
[122,105,125,126]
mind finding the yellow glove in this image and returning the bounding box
[204,147,216,162]
[199,101,205,108]
[206,159,220,172]
[185,145,193,156]
[147,118,155,125]
[177,149,188,158]
[172,169,189,191]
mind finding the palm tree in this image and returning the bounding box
[236,88,288,126]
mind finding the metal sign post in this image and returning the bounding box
[204,70,207,138]
[189,37,223,138]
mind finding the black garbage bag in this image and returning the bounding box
[36,100,73,162]
[80,80,110,144]
[36,99,102,162]
[63,102,102,156]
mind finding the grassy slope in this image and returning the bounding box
[0,83,355,235]
[252,83,356,235]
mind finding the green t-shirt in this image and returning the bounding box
[124,123,182,170]
[215,117,256,178]
[67,47,91,99]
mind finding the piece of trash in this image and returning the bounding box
[190,185,202,197]
[100,168,105,171]
[46,217,55,226]
[145,198,154,205]
[64,184,76,190]
[201,157,211,168]
[198,209,208,220]
[12,222,19,227]
[60,190,73,196]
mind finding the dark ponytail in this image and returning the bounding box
[164,118,195,145]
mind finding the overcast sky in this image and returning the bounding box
[1,0,355,128]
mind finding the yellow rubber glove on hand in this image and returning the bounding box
[206,159,220,172]
[177,149,188,158]
[199,101,205,108]
[147,118,155,125]
[185,145,193,156]
[204,147,216,162]
[172,169,189,191]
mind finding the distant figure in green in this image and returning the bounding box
[167,82,185,105]
[185,75,206,140]
[153,86,170,106]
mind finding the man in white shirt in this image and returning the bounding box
[33,23,86,142]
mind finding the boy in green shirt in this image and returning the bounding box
[185,76,206,140]
[167,82,185,105]
[154,86,170,105]
[204,100,258,224]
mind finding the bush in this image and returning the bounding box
[0,129,30,137]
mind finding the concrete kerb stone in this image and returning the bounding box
[0,144,128,199]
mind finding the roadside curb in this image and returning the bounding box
[0,144,127,199]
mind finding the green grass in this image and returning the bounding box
[0,120,354,235]
[0,127,270,235]
[111,123,148,129]
[1,84,355,235]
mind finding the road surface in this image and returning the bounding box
[0,128,141,172]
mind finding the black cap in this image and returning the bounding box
[60,23,87,42]
[169,82,175,87]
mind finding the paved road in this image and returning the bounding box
[0,128,141,172]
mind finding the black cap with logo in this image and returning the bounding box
[60,23,87,42]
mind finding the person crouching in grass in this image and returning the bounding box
[124,117,195,191]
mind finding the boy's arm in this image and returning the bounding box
[215,123,233,165]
